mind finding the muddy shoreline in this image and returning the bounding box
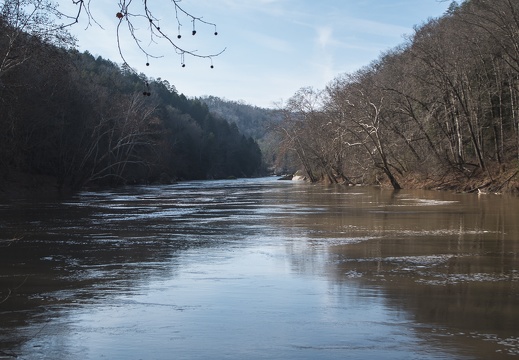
[2,167,519,201]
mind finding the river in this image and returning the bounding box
[1,177,518,359]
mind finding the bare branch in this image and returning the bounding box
[56,0,226,70]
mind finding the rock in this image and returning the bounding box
[278,174,293,181]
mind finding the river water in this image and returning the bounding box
[1,177,519,359]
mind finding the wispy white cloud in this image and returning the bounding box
[316,26,333,49]
[242,30,294,53]
[343,17,410,39]
[204,0,290,17]
[310,31,335,91]
[66,0,452,107]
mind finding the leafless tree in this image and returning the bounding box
[0,0,74,77]
[0,0,225,77]
[58,0,225,69]
[76,91,160,186]
[326,67,402,189]
[273,88,321,182]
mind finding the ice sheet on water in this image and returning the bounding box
[384,254,456,265]
[382,197,459,207]
[346,254,457,266]
[383,228,497,237]
[417,272,519,285]
[310,236,379,246]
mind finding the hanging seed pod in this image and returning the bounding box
[116,12,124,19]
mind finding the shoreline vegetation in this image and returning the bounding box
[2,168,518,200]
[0,40,264,194]
[270,0,519,195]
[278,167,519,196]
[1,154,518,199]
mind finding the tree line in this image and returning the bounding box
[0,17,263,191]
[200,96,283,171]
[272,0,519,193]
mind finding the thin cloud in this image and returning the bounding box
[343,17,410,38]
[243,30,294,53]
[316,26,334,49]
[211,0,290,17]
[66,0,452,108]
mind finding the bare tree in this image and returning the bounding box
[58,0,225,69]
[0,0,225,78]
[453,0,519,166]
[0,0,75,77]
[74,91,160,186]
[273,90,319,183]
[326,67,402,189]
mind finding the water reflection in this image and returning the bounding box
[1,178,518,359]
[289,186,519,358]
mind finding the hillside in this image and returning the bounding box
[200,95,284,173]
[271,0,519,194]
[0,21,264,194]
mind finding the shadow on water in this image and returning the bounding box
[0,178,518,359]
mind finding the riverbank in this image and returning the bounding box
[3,167,519,200]
[0,171,70,199]
[401,167,519,195]
[280,167,519,196]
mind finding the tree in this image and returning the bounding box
[453,0,519,166]
[74,92,160,186]
[264,0,519,191]
[272,88,325,183]
[0,0,75,78]
[326,66,403,189]
[0,0,225,77]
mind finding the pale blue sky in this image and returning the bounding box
[65,0,452,108]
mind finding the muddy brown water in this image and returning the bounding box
[1,177,518,359]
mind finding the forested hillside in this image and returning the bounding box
[0,18,263,193]
[200,96,277,139]
[200,96,283,173]
[273,0,519,193]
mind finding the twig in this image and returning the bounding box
[0,236,23,248]
[495,170,519,192]
[0,288,12,305]
[0,276,29,305]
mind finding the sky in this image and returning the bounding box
[63,0,452,108]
